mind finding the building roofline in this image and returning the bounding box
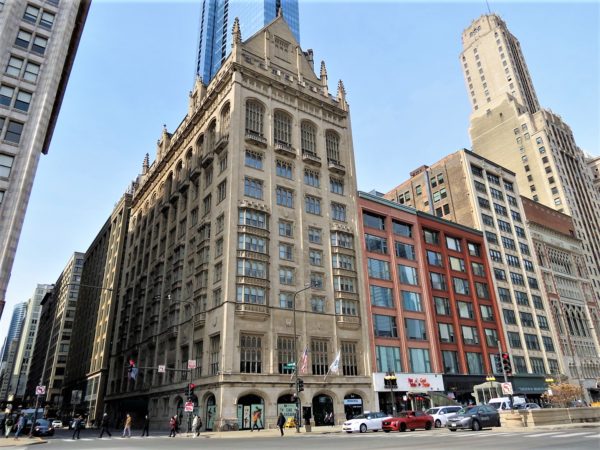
[461,148,516,177]
[358,191,483,237]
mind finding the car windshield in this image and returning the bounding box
[395,412,409,418]
[350,414,366,420]
[426,408,440,415]
[457,406,477,415]
[36,419,50,426]
[488,402,501,409]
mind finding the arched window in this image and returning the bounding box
[220,103,231,134]
[207,120,217,151]
[185,148,193,169]
[273,110,292,145]
[245,100,264,136]
[326,130,340,163]
[301,121,316,155]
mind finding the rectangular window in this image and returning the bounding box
[503,308,517,325]
[0,154,15,178]
[542,336,555,352]
[305,195,321,215]
[405,318,427,340]
[375,346,402,372]
[333,276,355,293]
[475,282,490,299]
[398,265,418,285]
[276,159,292,178]
[427,250,443,267]
[341,341,359,376]
[368,258,391,280]
[462,326,479,345]
[244,177,263,199]
[331,202,346,221]
[537,315,549,330]
[458,301,474,319]
[466,352,483,374]
[6,56,24,78]
[446,236,462,252]
[530,357,546,375]
[395,242,416,260]
[330,177,344,194]
[311,297,325,313]
[481,213,494,226]
[331,231,353,249]
[363,211,386,230]
[507,331,522,348]
[449,256,465,272]
[430,272,447,291]
[304,169,320,187]
[311,339,329,375]
[335,299,358,316]
[423,229,439,245]
[484,328,498,346]
[402,291,422,312]
[276,186,294,208]
[434,296,451,315]
[438,323,455,343]
[245,150,263,169]
[392,220,412,237]
[480,304,494,321]
[4,120,24,144]
[308,227,322,244]
[471,262,485,277]
[365,234,388,254]
[370,285,394,308]
[468,242,481,257]
[31,35,48,55]
[478,197,490,209]
[309,249,322,266]
[240,335,262,373]
[453,277,470,295]
[217,180,226,202]
[279,243,293,261]
[236,285,266,304]
[209,335,220,375]
[373,315,398,338]
[279,267,294,285]
[494,203,507,216]
[442,351,459,374]
[278,220,293,237]
[409,348,431,372]
[332,253,355,270]
[510,272,525,285]
[277,336,295,373]
[485,231,498,245]
[40,11,55,29]
[520,312,535,328]
[279,292,293,309]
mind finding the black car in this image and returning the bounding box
[446,405,500,431]
[25,419,55,437]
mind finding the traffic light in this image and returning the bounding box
[297,378,304,392]
[501,352,512,375]
[187,383,195,399]
[494,354,503,373]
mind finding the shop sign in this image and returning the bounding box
[372,373,444,392]
[343,398,362,405]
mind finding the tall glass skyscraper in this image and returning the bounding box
[196,0,300,82]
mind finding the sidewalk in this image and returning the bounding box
[0,437,46,447]
[175,425,344,439]
[492,422,600,433]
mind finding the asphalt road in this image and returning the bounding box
[32,427,599,450]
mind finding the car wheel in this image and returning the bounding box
[449,428,457,432]
[384,430,390,433]
[346,431,352,434]
[425,422,432,430]
[410,429,415,432]
[399,423,407,432]
[435,419,442,428]
[359,424,367,433]
[472,420,481,432]
[496,418,501,427]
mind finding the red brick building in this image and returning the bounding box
[358,191,506,411]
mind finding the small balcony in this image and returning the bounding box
[169,190,179,204]
[214,133,229,153]
[166,326,179,340]
[327,159,346,174]
[177,177,189,193]
[302,151,322,166]
[244,131,267,148]
[188,165,200,181]
[201,151,214,168]
[235,302,269,321]
[194,312,206,328]
[274,141,297,158]
[336,314,361,330]
[159,198,170,214]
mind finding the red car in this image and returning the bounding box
[382,411,434,432]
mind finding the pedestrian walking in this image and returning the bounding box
[277,413,286,436]
[13,414,25,440]
[250,408,262,431]
[122,413,132,438]
[168,416,177,437]
[72,415,83,440]
[141,414,149,437]
[193,415,202,437]
[4,415,13,438]
[98,413,111,438]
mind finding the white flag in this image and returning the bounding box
[329,351,341,375]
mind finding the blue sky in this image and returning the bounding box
[1,0,598,341]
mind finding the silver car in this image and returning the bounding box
[426,406,462,428]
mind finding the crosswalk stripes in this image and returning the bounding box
[584,434,600,439]
[524,432,564,437]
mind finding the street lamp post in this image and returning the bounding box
[485,375,496,403]
[384,372,397,415]
[293,284,311,433]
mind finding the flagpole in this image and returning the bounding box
[292,284,312,433]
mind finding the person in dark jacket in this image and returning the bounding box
[98,413,111,438]
[168,416,177,437]
[72,416,83,440]
[277,413,286,436]
[141,415,150,437]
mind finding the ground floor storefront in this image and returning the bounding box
[372,372,448,414]
[105,378,373,431]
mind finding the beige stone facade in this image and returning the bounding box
[587,155,600,194]
[385,150,563,379]
[104,17,373,430]
[0,0,90,319]
[460,14,600,306]
[523,197,600,402]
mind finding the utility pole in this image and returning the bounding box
[293,284,311,433]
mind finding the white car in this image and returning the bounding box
[425,406,462,428]
[342,412,391,433]
[51,420,63,429]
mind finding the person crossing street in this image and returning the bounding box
[98,413,112,438]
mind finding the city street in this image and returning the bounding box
[18,427,599,450]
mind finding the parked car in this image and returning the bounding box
[446,405,501,431]
[487,396,525,411]
[425,406,462,428]
[342,412,391,433]
[514,403,541,410]
[51,419,63,429]
[382,411,434,432]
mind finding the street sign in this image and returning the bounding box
[184,401,194,412]
[35,385,46,396]
[71,390,82,405]
[284,362,296,369]
[158,365,166,373]
[501,382,513,395]
[187,360,196,370]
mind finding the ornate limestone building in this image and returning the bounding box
[105,16,373,429]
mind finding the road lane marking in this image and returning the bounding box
[524,432,563,437]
